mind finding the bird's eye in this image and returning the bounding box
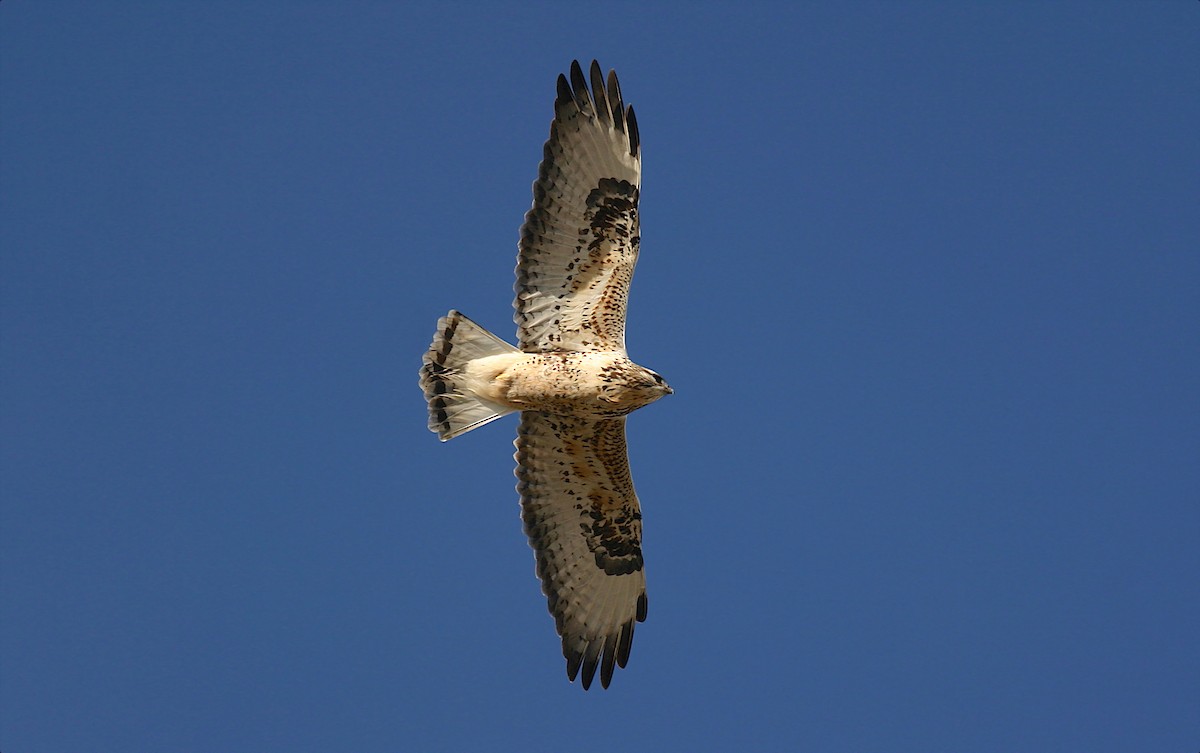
[650,373,664,384]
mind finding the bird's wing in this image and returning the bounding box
[515,411,648,689]
[515,60,642,354]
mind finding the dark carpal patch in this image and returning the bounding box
[583,501,643,575]
[574,178,639,290]
[580,418,643,575]
[587,178,639,225]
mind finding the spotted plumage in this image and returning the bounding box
[419,61,670,689]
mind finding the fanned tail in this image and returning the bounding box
[419,310,519,441]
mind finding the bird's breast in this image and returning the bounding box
[498,352,646,418]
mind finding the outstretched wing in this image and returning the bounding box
[515,411,648,689]
[515,60,642,354]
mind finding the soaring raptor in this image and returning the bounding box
[419,60,671,689]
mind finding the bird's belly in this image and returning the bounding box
[499,353,641,418]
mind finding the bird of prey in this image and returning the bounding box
[419,60,671,689]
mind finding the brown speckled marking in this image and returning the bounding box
[498,351,662,420]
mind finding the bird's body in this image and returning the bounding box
[419,60,668,689]
[463,349,667,420]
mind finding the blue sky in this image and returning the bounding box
[2,2,1198,751]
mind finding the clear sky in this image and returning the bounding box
[2,2,1197,751]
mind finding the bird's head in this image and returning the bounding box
[640,367,673,398]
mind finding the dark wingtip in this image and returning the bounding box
[567,59,595,116]
[565,646,582,682]
[552,61,637,155]
[616,619,635,668]
[606,68,624,128]
[555,73,572,109]
[626,105,640,156]
[589,60,610,126]
[600,634,617,688]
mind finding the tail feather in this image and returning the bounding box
[420,310,519,441]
